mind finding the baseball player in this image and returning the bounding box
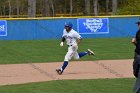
[56,22,95,75]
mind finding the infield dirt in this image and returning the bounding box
[0,59,134,86]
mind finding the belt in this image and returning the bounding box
[67,45,73,47]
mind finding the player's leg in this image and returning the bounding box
[87,49,95,55]
[56,47,74,75]
[73,47,95,59]
[78,49,95,58]
[78,52,88,58]
[72,45,91,58]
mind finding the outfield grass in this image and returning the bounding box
[0,38,135,93]
[0,38,134,64]
[0,78,135,93]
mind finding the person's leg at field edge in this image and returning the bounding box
[56,48,95,75]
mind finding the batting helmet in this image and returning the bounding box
[65,22,73,28]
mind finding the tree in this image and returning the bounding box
[16,0,20,17]
[112,0,117,15]
[106,0,109,15]
[8,0,11,17]
[93,0,98,16]
[85,0,90,15]
[42,0,51,16]
[0,0,7,16]
[50,0,55,16]
[70,0,73,16]
[0,0,140,17]
[28,0,36,17]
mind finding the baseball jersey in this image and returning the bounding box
[62,29,81,45]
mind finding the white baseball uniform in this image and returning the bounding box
[62,29,82,61]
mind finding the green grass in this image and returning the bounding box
[0,78,135,93]
[0,38,134,64]
[0,38,135,93]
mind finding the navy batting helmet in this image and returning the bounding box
[65,22,73,28]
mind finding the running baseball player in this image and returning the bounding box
[56,22,95,75]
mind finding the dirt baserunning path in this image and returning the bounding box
[0,59,134,86]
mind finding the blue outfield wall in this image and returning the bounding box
[0,16,139,40]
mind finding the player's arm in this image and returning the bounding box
[75,32,82,44]
[132,37,137,45]
[77,38,82,44]
[61,37,65,42]
[76,35,82,44]
[60,37,65,47]
[60,30,66,47]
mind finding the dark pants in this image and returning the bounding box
[133,53,140,93]
[135,70,140,93]
[137,89,140,93]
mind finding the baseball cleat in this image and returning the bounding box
[56,69,63,75]
[87,49,95,56]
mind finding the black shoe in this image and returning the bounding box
[56,69,63,75]
[87,49,95,56]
